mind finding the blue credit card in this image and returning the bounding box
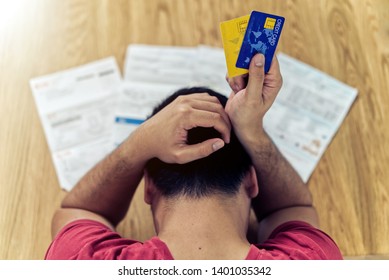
[236,11,285,73]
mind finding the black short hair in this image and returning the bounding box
[145,87,252,198]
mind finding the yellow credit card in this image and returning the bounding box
[220,14,250,77]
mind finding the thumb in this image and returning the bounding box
[177,139,225,163]
[246,53,265,100]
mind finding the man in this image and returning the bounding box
[46,54,342,259]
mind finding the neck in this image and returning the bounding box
[155,194,251,259]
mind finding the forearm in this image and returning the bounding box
[61,127,148,226]
[226,54,318,231]
[247,132,314,221]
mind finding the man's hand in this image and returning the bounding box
[225,54,282,146]
[225,53,318,240]
[138,93,231,164]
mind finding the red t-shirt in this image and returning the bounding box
[45,219,342,260]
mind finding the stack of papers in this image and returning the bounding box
[30,44,357,190]
[266,53,358,181]
[30,58,121,190]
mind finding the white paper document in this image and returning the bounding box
[124,44,231,95]
[30,57,122,190]
[264,53,358,182]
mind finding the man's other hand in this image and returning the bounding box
[138,93,231,164]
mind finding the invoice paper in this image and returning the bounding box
[124,44,196,86]
[265,53,358,182]
[30,57,122,190]
[124,44,231,96]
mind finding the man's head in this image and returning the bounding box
[145,87,253,199]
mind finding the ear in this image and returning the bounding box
[144,171,157,205]
[245,166,259,198]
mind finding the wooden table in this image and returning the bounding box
[0,0,388,259]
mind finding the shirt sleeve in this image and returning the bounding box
[45,219,138,260]
[257,221,343,260]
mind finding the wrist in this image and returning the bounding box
[237,125,268,151]
[241,130,275,163]
[119,123,153,167]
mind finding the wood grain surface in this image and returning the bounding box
[0,0,388,259]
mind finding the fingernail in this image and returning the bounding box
[234,83,241,92]
[255,54,265,67]
[212,140,225,151]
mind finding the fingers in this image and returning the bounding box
[158,93,233,164]
[226,74,248,93]
[175,94,231,143]
[184,93,222,103]
[264,55,282,89]
[246,53,265,100]
[226,54,265,95]
[262,55,283,108]
[188,99,230,132]
[174,138,225,164]
[186,109,231,144]
[267,54,281,76]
